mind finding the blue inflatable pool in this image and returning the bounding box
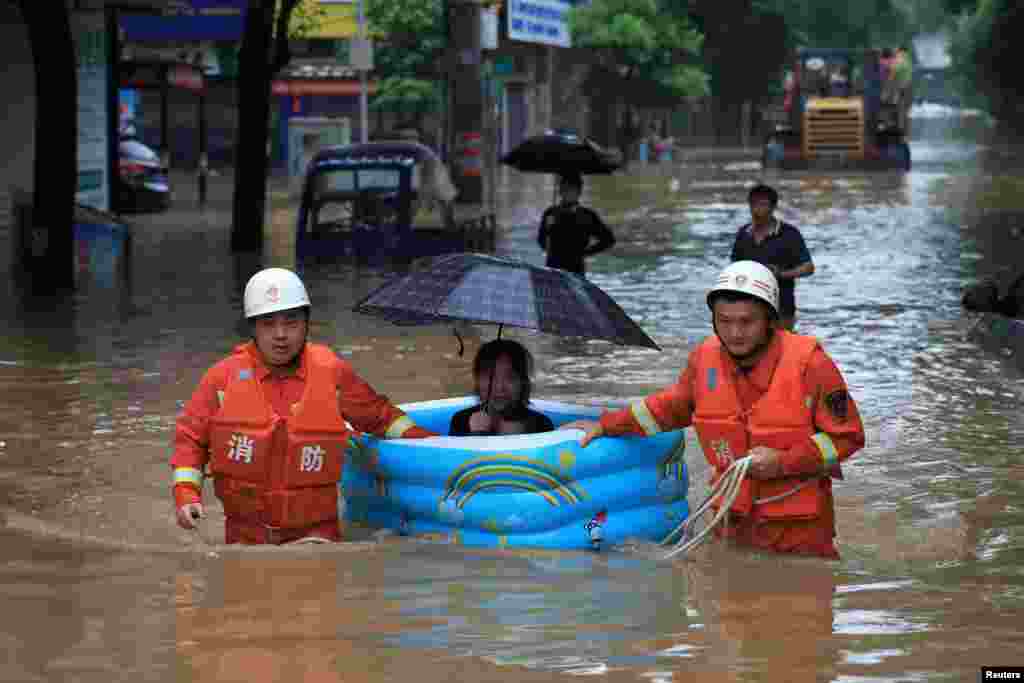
[340,397,689,550]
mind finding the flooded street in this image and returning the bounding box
[1,133,1023,681]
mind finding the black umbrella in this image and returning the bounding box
[352,253,660,351]
[500,129,621,176]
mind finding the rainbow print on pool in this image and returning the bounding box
[339,397,689,550]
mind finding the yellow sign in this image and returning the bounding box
[306,4,358,38]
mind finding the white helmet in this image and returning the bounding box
[707,261,779,317]
[243,268,311,319]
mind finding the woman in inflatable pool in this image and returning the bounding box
[448,339,554,436]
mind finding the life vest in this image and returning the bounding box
[207,343,348,528]
[691,332,831,521]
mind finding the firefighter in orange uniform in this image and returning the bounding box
[568,261,865,558]
[171,267,435,545]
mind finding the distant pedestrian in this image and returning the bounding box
[829,67,851,97]
[783,70,796,112]
[537,173,616,277]
[880,48,900,104]
[892,47,913,91]
[730,184,814,330]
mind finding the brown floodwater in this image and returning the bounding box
[1,131,1022,682]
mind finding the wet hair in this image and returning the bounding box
[709,290,778,320]
[747,183,779,207]
[559,173,583,191]
[473,339,534,404]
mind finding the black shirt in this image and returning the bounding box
[730,220,812,316]
[448,404,555,436]
[537,203,616,276]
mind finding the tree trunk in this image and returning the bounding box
[21,1,77,292]
[231,0,296,254]
[713,97,744,145]
[230,2,276,253]
[692,0,787,146]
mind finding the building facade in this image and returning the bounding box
[0,2,37,245]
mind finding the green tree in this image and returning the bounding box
[947,0,1024,129]
[684,0,789,143]
[684,0,917,143]
[568,0,707,151]
[284,0,327,37]
[570,0,707,99]
[756,0,913,49]
[942,0,977,13]
[891,0,958,33]
[364,0,446,127]
[370,77,442,125]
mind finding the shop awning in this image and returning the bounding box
[120,60,206,93]
[271,60,376,97]
[271,80,378,96]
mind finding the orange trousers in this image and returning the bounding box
[224,517,342,545]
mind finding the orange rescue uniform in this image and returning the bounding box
[170,341,433,544]
[599,330,865,558]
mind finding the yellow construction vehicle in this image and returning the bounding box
[763,48,911,171]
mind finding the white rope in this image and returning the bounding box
[661,457,748,559]
[660,456,748,546]
[660,456,752,560]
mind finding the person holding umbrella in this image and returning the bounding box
[448,339,555,436]
[537,173,616,277]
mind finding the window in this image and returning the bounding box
[318,169,356,193]
[315,168,401,194]
[357,169,401,190]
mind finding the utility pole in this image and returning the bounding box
[357,0,368,143]
[448,0,484,203]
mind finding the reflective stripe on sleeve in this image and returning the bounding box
[811,433,839,469]
[385,415,415,439]
[629,400,661,436]
[173,466,205,489]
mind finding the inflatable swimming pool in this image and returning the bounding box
[339,397,689,550]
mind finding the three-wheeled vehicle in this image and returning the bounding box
[296,141,495,264]
[762,47,912,171]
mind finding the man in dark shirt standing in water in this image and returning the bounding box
[537,173,616,277]
[731,184,814,330]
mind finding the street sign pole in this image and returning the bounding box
[449,0,484,203]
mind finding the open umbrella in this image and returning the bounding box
[352,252,660,350]
[500,129,621,176]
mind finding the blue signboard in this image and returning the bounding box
[119,89,138,118]
[119,1,247,42]
[75,11,110,212]
[508,0,572,47]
